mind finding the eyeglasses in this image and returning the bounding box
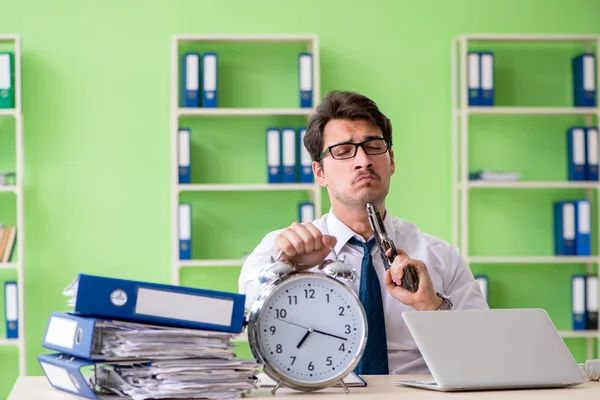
[318,138,390,161]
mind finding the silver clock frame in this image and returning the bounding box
[247,272,368,394]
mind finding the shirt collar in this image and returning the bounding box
[325,207,395,255]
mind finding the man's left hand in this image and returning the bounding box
[383,248,443,311]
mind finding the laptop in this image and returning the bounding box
[395,308,585,392]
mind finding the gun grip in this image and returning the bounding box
[401,265,419,292]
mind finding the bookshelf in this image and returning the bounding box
[452,34,600,360]
[0,34,25,376]
[169,35,321,324]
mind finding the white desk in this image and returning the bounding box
[8,375,600,400]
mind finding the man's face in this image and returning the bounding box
[313,119,395,211]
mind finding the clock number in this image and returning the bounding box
[290,356,296,365]
[275,309,287,319]
[326,356,333,366]
[345,324,351,334]
[276,344,283,353]
[269,326,276,335]
[304,289,315,299]
[326,294,330,303]
[288,295,298,305]
[339,343,345,352]
[338,306,345,316]
[308,361,315,371]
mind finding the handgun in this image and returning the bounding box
[366,202,419,292]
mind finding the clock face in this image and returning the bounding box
[252,274,367,385]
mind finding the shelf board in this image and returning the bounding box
[0,109,17,117]
[468,256,599,264]
[0,262,19,269]
[0,338,19,346]
[465,181,599,189]
[558,330,600,339]
[178,184,317,192]
[463,107,599,116]
[459,34,600,42]
[0,186,18,193]
[177,108,312,117]
[179,259,246,268]
[174,34,317,44]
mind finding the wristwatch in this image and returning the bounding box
[436,292,453,311]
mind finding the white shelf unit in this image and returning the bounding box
[170,34,322,288]
[452,34,600,360]
[0,34,25,376]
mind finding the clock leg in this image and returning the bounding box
[338,379,350,393]
[271,379,284,395]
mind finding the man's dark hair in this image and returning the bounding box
[303,90,393,162]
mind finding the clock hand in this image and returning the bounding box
[275,318,309,330]
[296,328,313,349]
[275,318,347,341]
[311,329,347,341]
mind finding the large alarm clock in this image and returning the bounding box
[247,250,368,394]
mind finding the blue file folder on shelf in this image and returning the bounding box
[178,128,191,184]
[572,53,596,107]
[4,281,18,339]
[574,199,591,256]
[479,52,494,106]
[281,128,297,183]
[202,52,217,108]
[587,275,599,330]
[572,274,587,330]
[266,128,281,183]
[181,52,200,108]
[298,202,315,223]
[554,201,575,256]
[586,127,599,181]
[473,275,488,303]
[298,127,313,183]
[63,273,246,333]
[179,203,191,260]
[467,52,480,106]
[568,127,586,181]
[299,53,313,108]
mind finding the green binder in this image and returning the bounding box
[0,52,14,109]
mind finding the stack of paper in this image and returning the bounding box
[95,320,237,360]
[96,359,261,400]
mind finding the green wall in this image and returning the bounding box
[0,0,599,397]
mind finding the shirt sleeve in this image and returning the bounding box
[238,229,282,310]
[442,246,489,310]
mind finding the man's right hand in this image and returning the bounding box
[274,222,337,269]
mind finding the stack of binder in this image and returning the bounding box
[554,199,591,256]
[567,126,598,181]
[266,127,313,184]
[38,273,261,399]
[571,274,598,331]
